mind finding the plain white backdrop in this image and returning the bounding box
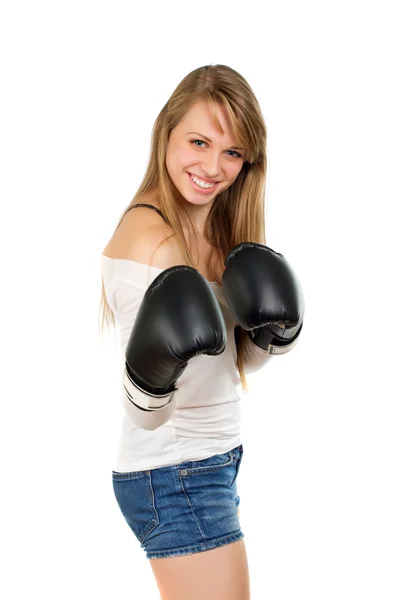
[1,1,399,598]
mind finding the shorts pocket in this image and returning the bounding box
[112,470,159,545]
[178,446,243,487]
[177,449,235,476]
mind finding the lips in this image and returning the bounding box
[186,171,219,194]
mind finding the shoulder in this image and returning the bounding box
[103,203,187,268]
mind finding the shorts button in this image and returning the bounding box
[181,469,188,476]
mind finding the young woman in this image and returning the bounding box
[99,64,304,600]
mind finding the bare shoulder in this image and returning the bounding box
[103,204,187,269]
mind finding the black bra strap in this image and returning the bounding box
[130,203,169,225]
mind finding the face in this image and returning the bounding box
[165,100,245,208]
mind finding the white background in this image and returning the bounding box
[1,1,399,598]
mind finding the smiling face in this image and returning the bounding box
[165,100,245,208]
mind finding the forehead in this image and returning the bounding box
[180,100,235,139]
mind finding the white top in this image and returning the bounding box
[101,254,272,472]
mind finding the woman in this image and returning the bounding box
[99,64,304,600]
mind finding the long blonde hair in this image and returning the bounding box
[99,64,268,393]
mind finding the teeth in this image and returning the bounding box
[190,174,215,189]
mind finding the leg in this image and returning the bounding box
[150,539,250,600]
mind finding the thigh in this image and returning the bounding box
[150,538,250,600]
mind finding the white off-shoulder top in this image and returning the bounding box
[101,254,271,472]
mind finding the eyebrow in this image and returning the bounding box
[187,131,244,151]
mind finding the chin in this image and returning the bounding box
[182,195,213,206]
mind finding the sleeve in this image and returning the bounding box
[112,277,177,431]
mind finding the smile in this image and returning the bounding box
[187,172,219,193]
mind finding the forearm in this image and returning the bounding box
[122,369,177,430]
[243,337,273,375]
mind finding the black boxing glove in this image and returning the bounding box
[222,242,305,355]
[123,266,226,427]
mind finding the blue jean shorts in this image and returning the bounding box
[112,444,244,559]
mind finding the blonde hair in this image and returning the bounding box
[99,64,268,393]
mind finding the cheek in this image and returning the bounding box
[180,147,198,166]
[167,147,194,170]
[167,147,185,171]
[227,165,243,180]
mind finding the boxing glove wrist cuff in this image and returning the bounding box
[123,367,177,411]
[250,321,303,355]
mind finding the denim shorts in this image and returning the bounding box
[112,444,244,559]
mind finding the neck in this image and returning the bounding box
[179,199,214,240]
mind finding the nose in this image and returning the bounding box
[200,152,222,180]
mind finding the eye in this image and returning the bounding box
[190,139,243,158]
[227,149,243,158]
[191,139,207,148]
